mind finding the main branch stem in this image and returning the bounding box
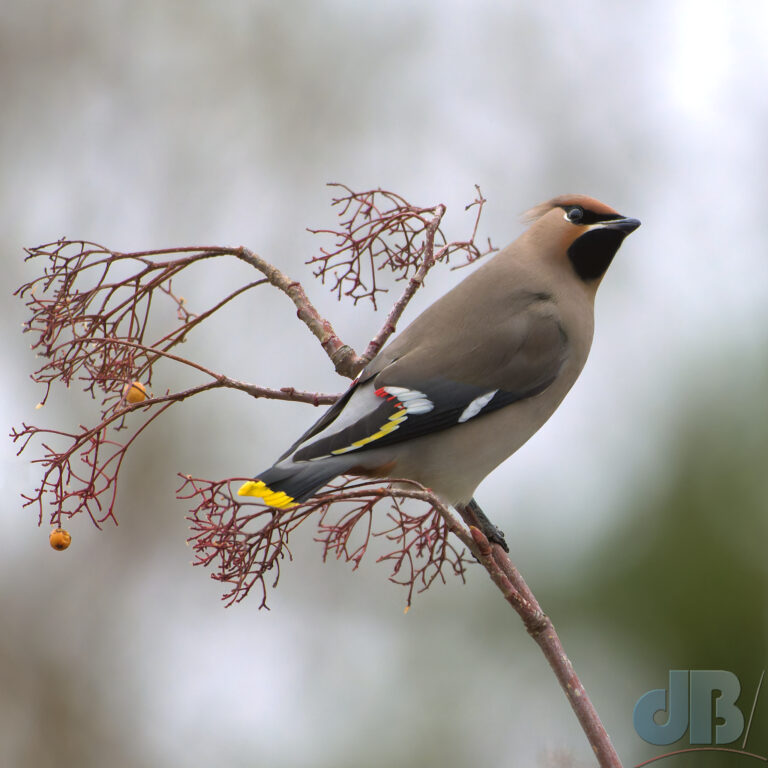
[458,503,623,768]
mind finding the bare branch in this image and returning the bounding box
[358,203,446,363]
[458,510,623,768]
[179,468,621,762]
[309,184,496,367]
[181,476,470,608]
[11,399,173,529]
[232,245,362,378]
[449,184,497,270]
[14,241,345,529]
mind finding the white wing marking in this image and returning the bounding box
[458,390,498,423]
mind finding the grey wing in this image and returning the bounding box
[374,291,568,392]
[287,294,569,462]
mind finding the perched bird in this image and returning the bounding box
[240,194,640,538]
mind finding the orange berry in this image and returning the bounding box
[50,527,72,551]
[124,381,147,404]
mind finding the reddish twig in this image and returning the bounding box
[309,184,496,367]
[13,187,492,529]
[375,497,467,606]
[179,466,620,763]
[231,245,361,378]
[308,186,435,308]
[456,509,623,768]
[181,476,471,609]
[13,240,345,529]
[11,399,174,529]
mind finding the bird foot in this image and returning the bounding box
[482,522,509,552]
[461,498,510,553]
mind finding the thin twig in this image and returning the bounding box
[359,205,446,364]
[84,337,340,406]
[233,246,362,378]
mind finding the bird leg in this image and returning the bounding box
[458,498,509,552]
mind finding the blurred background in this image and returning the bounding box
[2,2,767,766]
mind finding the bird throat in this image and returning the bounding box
[567,229,627,282]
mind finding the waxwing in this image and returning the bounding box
[240,195,640,522]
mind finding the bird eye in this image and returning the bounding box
[566,206,584,223]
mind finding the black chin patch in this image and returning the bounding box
[567,229,627,281]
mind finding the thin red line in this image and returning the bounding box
[635,746,768,767]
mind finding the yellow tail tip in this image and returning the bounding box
[238,480,296,509]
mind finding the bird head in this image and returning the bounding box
[524,194,640,287]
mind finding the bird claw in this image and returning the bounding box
[462,499,510,552]
[483,523,509,552]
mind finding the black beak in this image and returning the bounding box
[602,217,641,234]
